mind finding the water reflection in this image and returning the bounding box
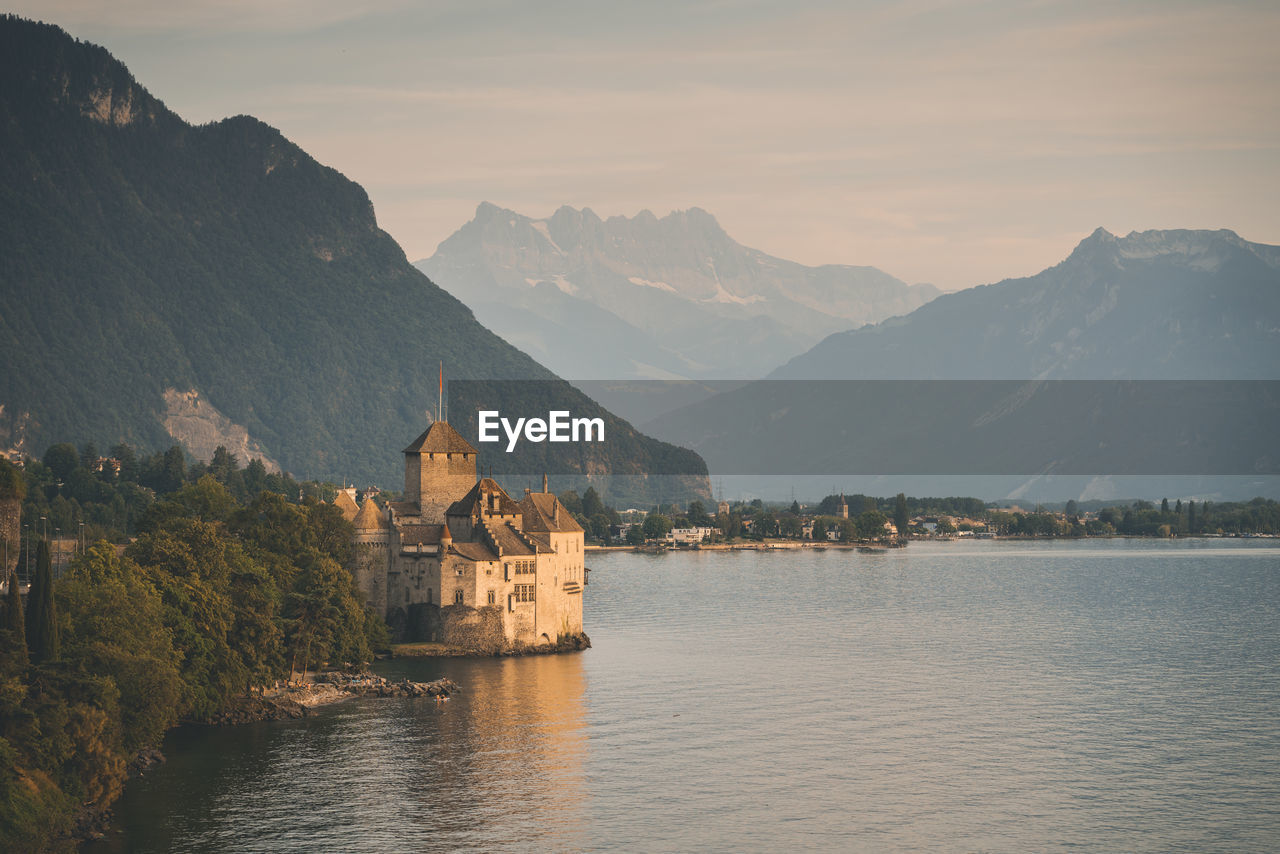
[89,654,587,853]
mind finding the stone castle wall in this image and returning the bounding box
[439,604,507,653]
[351,536,388,616]
[0,496,18,583]
[416,453,477,521]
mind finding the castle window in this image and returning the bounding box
[487,590,496,605]
[514,583,535,603]
[454,589,464,605]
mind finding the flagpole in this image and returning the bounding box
[438,362,443,423]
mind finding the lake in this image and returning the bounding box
[86,539,1280,852]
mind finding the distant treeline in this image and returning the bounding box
[0,451,383,852]
[590,492,1280,543]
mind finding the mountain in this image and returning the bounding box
[0,17,707,503]
[416,202,939,380]
[639,229,1280,501]
[771,227,1280,380]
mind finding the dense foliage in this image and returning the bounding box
[0,446,386,852]
[0,17,706,505]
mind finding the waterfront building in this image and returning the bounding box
[345,421,586,651]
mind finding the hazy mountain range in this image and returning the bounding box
[639,228,1280,501]
[0,17,706,503]
[771,227,1280,380]
[416,203,938,380]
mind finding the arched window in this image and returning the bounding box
[454,589,464,605]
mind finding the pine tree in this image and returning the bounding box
[894,493,909,534]
[25,540,58,663]
[3,569,27,667]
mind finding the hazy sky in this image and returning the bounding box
[14,0,1280,290]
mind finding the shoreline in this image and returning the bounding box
[79,672,458,843]
[391,632,592,659]
[586,532,1275,554]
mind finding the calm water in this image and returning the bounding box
[87,540,1280,852]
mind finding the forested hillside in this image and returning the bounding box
[0,17,706,503]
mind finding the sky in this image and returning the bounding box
[12,0,1280,290]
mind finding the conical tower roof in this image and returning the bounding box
[354,499,388,531]
[334,490,359,522]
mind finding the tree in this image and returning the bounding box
[855,509,888,540]
[1065,499,1078,517]
[687,500,709,527]
[26,541,59,663]
[160,446,186,493]
[894,493,909,534]
[1187,500,1197,533]
[1161,497,1169,513]
[59,542,184,750]
[42,443,79,482]
[557,491,584,518]
[110,443,139,482]
[642,513,672,540]
[625,524,644,545]
[581,487,605,519]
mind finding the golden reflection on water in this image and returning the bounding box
[400,653,589,848]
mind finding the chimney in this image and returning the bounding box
[542,473,548,493]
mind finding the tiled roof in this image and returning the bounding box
[452,542,498,562]
[389,500,420,517]
[446,478,523,517]
[403,421,478,455]
[485,521,538,556]
[398,523,444,545]
[334,491,359,522]
[518,492,584,533]
[354,499,389,530]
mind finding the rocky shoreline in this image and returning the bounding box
[392,631,592,658]
[204,672,460,724]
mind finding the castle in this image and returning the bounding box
[338,421,588,653]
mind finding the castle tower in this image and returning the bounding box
[351,498,390,615]
[403,421,479,522]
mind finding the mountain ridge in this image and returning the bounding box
[770,226,1280,380]
[417,201,939,379]
[0,16,707,503]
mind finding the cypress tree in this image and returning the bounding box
[894,493,909,534]
[3,570,26,666]
[25,541,58,663]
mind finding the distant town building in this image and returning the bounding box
[665,526,715,545]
